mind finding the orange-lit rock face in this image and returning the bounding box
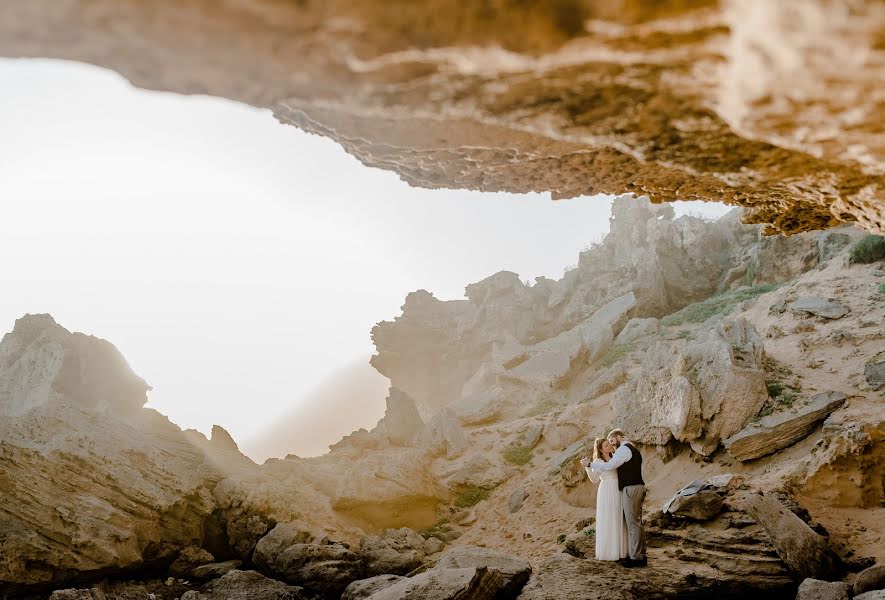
[1,0,882,234]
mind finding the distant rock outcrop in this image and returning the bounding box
[0,315,247,592]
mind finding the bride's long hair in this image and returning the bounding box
[592,437,607,462]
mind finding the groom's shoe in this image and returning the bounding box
[624,558,648,568]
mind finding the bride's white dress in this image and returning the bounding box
[586,467,628,561]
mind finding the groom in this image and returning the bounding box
[592,428,647,567]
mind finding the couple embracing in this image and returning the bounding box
[579,428,647,568]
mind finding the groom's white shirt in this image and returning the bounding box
[591,440,633,471]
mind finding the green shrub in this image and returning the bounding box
[599,342,637,367]
[766,380,787,398]
[419,518,452,539]
[503,445,533,466]
[661,284,781,326]
[850,235,885,264]
[454,486,491,508]
[754,382,800,422]
[878,283,885,296]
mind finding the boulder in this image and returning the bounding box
[360,528,426,576]
[788,297,849,319]
[421,410,469,459]
[254,524,362,596]
[169,546,214,577]
[423,537,445,555]
[865,351,885,391]
[374,388,424,446]
[724,391,847,461]
[663,490,724,521]
[434,546,532,597]
[363,567,506,600]
[855,565,885,596]
[342,575,405,600]
[856,592,885,600]
[614,317,659,345]
[739,494,839,580]
[795,579,851,600]
[509,488,529,514]
[613,317,768,455]
[192,560,243,580]
[180,569,311,600]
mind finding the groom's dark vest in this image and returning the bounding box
[617,442,644,490]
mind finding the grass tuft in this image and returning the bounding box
[454,486,491,508]
[849,235,885,264]
[878,283,885,296]
[419,518,452,539]
[503,445,533,466]
[599,342,637,367]
[661,284,781,326]
[754,380,800,422]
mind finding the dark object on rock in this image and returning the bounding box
[663,489,723,521]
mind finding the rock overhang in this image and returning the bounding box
[0,0,882,234]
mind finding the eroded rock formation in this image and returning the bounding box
[1,1,883,234]
[0,315,260,593]
[5,199,884,599]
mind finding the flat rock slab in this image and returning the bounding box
[434,546,532,597]
[796,578,851,600]
[738,494,839,580]
[855,564,885,596]
[181,570,311,600]
[788,297,849,319]
[342,575,405,600]
[364,567,506,600]
[724,391,846,461]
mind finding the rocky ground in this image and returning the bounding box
[1,197,883,600]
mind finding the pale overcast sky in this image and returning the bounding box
[0,59,730,456]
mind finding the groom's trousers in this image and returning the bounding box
[622,484,647,560]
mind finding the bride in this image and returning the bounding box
[580,438,628,561]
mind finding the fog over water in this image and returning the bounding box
[0,59,730,459]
